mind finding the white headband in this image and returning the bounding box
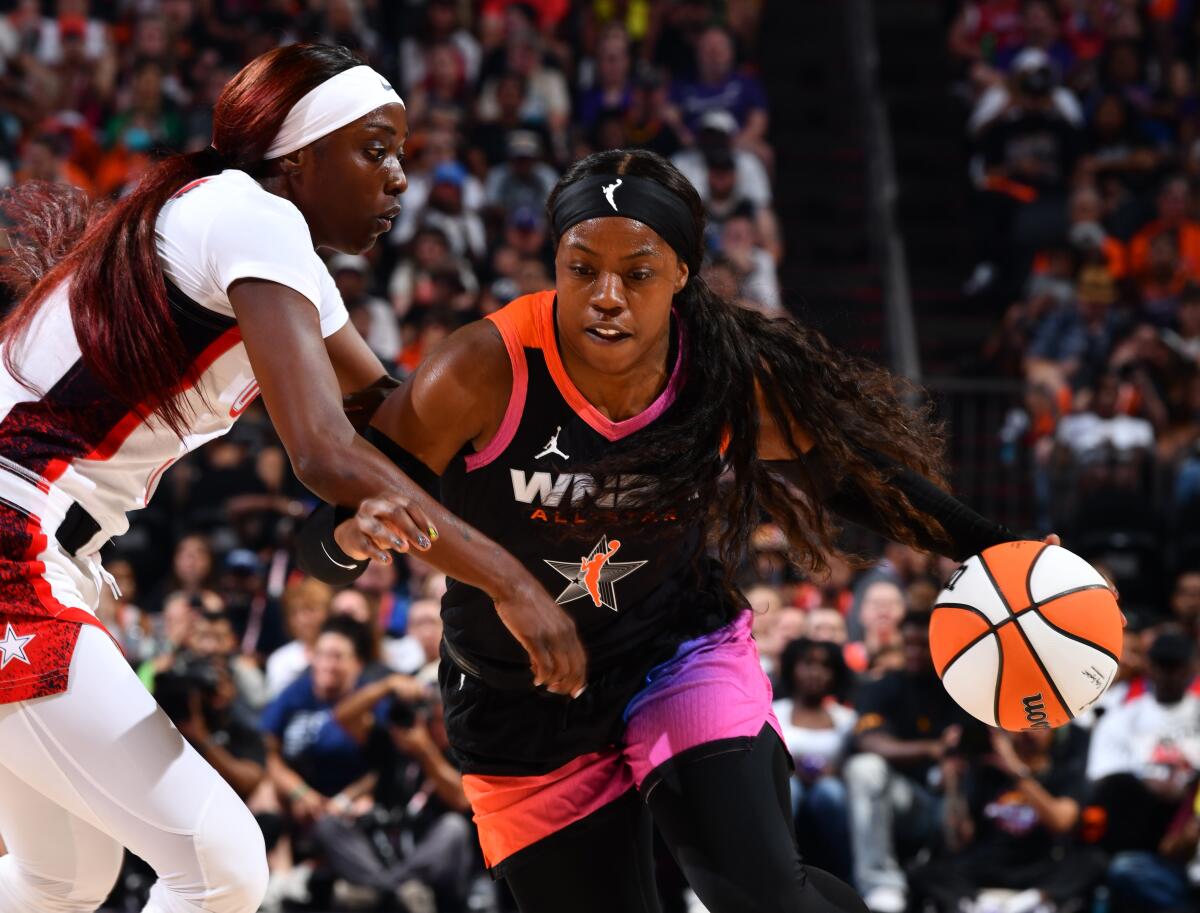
[264,65,403,160]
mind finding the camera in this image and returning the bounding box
[1018,66,1053,99]
[387,694,432,729]
[154,651,221,724]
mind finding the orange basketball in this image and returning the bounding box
[930,541,1123,731]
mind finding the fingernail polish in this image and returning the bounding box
[428,526,439,541]
[417,534,431,549]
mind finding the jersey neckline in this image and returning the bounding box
[534,294,686,442]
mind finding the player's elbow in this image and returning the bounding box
[291,445,351,498]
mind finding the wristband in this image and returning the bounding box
[295,429,443,584]
[295,503,369,585]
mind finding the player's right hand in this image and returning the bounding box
[334,493,438,563]
[493,579,588,698]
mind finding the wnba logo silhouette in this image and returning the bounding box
[1022,693,1051,729]
[602,179,623,212]
[544,535,646,611]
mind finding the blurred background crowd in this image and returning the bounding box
[0,1,1197,913]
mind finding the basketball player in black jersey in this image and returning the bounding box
[299,150,1045,913]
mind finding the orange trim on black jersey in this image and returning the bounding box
[468,306,532,471]
[481,291,686,443]
[486,292,687,442]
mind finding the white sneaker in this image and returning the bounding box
[258,864,311,912]
[865,885,907,913]
[1003,889,1049,913]
[332,879,382,909]
[397,879,437,913]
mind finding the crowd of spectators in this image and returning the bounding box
[937,2,1200,912]
[0,0,784,342]
[0,1,792,911]
[949,2,1200,569]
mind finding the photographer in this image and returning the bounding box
[910,727,1104,913]
[260,616,383,827]
[311,670,474,911]
[154,609,267,801]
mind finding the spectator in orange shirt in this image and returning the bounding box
[1128,173,1200,281]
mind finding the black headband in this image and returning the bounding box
[550,174,701,273]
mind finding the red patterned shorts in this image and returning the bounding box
[0,484,114,704]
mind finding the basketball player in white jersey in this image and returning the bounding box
[0,43,584,913]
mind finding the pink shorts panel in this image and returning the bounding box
[621,610,780,787]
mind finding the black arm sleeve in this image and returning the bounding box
[294,427,442,585]
[766,446,1019,562]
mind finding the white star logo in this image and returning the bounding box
[544,536,646,612]
[0,622,35,670]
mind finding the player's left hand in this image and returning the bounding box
[335,493,437,562]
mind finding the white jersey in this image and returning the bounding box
[0,169,348,553]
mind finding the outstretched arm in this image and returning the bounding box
[295,318,589,697]
[753,380,1017,560]
[231,278,434,540]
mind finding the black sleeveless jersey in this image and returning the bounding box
[438,291,733,687]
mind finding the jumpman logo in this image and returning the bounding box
[535,426,569,460]
[545,536,646,612]
[602,178,623,212]
[0,623,34,670]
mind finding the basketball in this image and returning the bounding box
[930,541,1123,731]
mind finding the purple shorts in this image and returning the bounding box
[462,610,780,869]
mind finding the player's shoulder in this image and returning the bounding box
[166,169,308,231]
[486,290,553,349]
[409,317,512,416]
[430,318,509,371]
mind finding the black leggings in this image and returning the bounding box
[504,726,869,913]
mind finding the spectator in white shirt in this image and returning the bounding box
[385,598,442,684]
[265,578,332,700]
[484,130,558,213]
[1056,373,1155,465]
[1088,632,1200,913]
[1087,632,1200,783]
[671,109,771,210]
[327,254,400,367]
[773,637,857,880]
[719,210,781,313]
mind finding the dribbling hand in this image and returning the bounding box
[334,494,438,563]
[494,579,588,698]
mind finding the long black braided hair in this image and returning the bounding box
[546,149,950,578]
